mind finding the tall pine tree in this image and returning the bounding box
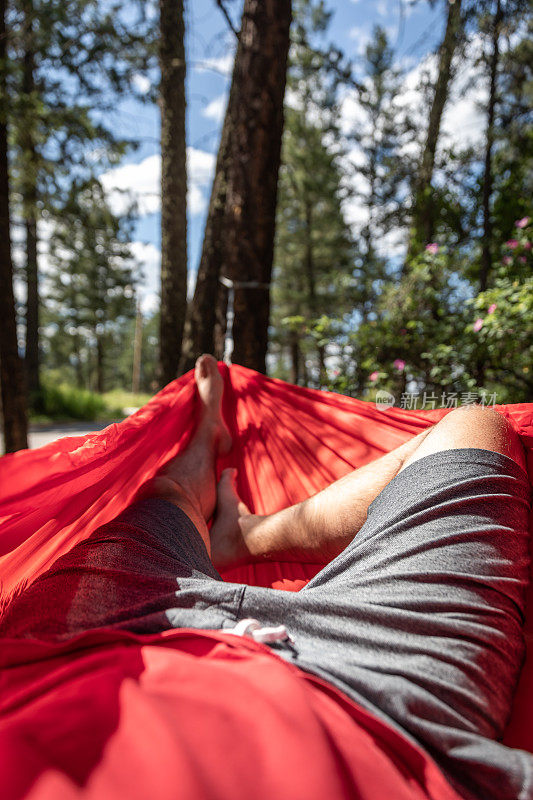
[7,0,155,400]
[0,0,28,451]
[271,0,354,386]
[45,179,138,394]
[159,0,187,386]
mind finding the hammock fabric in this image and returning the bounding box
[0,364,532,798]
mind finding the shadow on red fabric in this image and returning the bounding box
[0,364,532,798]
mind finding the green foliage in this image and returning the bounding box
[33,379,111,422]
[269,5,532,406]
[466,219,533,399]
[43,178,138,393]
[102,388,153,412]
[270,0,355,386]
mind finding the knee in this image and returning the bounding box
[439,405,526,472]
[445,404,506,428]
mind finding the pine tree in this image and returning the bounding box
[45,180,138,394]
[0,0,28,451]
[348,26,411,322]
[180,0,292,374]
[7,0,155,400]
[159,0,187,386]
[270,0,355,386]
[408,0,463,257]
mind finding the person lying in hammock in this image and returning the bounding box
[1,355,531,800]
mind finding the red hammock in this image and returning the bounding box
[1,365,532,770]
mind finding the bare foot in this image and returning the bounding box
[210,468,260,570]
[153,355,232,527]
[194,354,232,455]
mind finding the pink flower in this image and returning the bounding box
[425,243,439,255]
[503,255,512,265]
[473,318,483,332]
[506,239,519,249]
[332,369,340,377]
[524,242,531,250]
[369,371,379,382]
[519,256,527,264]
[515,217,529,229]
[488,303,497,314]
[393,359,406,372]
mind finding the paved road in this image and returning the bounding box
[29,421,120,449]
[0,420,121,451]
[2,408,141,451]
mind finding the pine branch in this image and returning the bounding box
[214,0,239,40]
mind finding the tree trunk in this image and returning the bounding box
[132,302,143,393]
[159,0,187,386]
[408,0,462,258]
[180,0,291,374]
[213,282,229,360]
[223,0,292,373]
[24,216,40,395]
[74,336,84,390]
[303,199,325,385]
[20,0,41,400]
[0,0,29,452]
[96,334,104,394]
[289,328,300,384]
[480,0,502,293]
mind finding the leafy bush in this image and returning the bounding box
[34,382,112,422]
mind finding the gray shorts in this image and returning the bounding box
[3,448,532,800]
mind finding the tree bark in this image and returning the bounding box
[132,302,143,393]
[159,0,187,386]
[225,0,292,373]
[0,0,29,452]
[180,0,291,374]
[408,0,462,258]
[480,0,502,293]
[24,215,39,394]
[289,328,300,384]
[20,0,40,399]
[95,334,104,394]
[303,199,326,384]
[213,282,229,360]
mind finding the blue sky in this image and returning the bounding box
[98,0,463,311]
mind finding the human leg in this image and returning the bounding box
[140,354,231,555]
[210,426,434,569]
[211,405,526,571]
[229,407,531,799]
[0,355,232,639]
[398,403,526,474]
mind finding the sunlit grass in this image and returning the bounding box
[102,388,154,413]
[29,381,154,423]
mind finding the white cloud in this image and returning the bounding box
[95,239,200,315]
[129,241,160,314]
[187,147,216,184]
[195,53,234,77]
[202,93,227,123]
[100,154,160,216]
[377,0,388,16]
[188,184,206,216]
[100,147,216,219]
[336,34,487,244]
[131,73,151,95]
[349,27,372,57]
[397,38,487,152]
